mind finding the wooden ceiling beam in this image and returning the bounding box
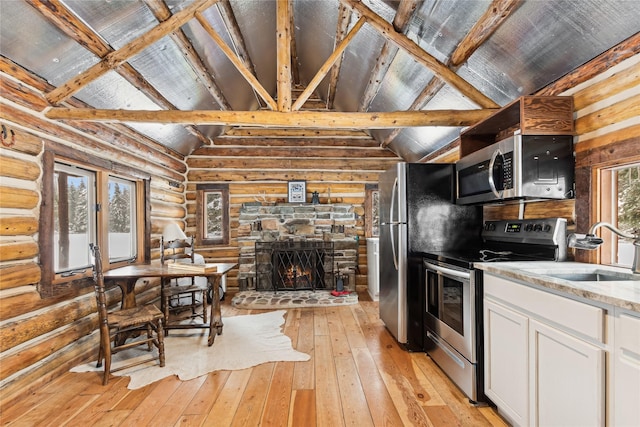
[44,108,495,128]
[143,0,231,111]
[382,77,443,146]
[216,0,264,107]
[450,0,522,66]
[392,0,423,32]
[292,17,365,111]
[359,0,423,112]
[22,1,212,146]
[288,0,300,86]
[223,128,371,138]
[382,0,521,146]
[195,11,278,110]
[327,5,353,109]
[44,0,218,105]
[340,0,499,109]
[24,0,110,56]
[276,0,292,111]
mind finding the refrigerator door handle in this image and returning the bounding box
[390,177,398,224]
[390,177,399,270]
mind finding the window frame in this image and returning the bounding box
[107,175,139,264]
[39,147,150,298]
[597,163,640,267]
[575,136,640,266]
[52,162,97,274]
[196,183,229,246]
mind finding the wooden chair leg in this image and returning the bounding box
[101,334,112,386]
[163,293,170,335]
[146,324,153,351]
[202,290,208,324]
[157,319,165,367]
[96,343,104,368]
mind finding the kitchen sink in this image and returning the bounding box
[544,272,638,282]
[515,264,640,283]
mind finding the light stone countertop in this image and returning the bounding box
[475,261,640,312]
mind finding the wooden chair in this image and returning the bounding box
[160,236,208,326]
[90,244,165,385]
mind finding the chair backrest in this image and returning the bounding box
[160,236,195,265]
[90,244,109,329]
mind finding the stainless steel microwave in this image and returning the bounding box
[456,133,574,205]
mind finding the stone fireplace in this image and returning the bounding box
[237,203,360,292]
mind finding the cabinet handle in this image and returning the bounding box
[621,348,640,366]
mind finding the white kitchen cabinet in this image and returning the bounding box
[613,308,640,426]
[366,237,379,301]
[484,273,606,427]
[484,299,528,426]
[529,318,605,426]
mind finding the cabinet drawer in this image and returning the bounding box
[617,311,640,354]
[485,274,605,342]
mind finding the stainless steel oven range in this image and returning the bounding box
[423,217,567,404]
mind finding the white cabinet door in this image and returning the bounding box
[529,319,605,427]
[484,299,529,426]
[613,310,640,426]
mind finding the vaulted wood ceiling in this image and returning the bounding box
[1,0,638,161]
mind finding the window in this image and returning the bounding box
[40,148,150,297]
[599,163,640,267]
[108,176,137,263]
[53,163,96,273]
[196,184,229,245]
[365,184,379,238]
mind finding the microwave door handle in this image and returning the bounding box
[488,149,502,198]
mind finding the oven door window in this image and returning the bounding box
[426,267,466,336]
[441,276,464,336]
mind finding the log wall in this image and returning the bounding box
[0,63,189,406]
[1,42,638,410]
[185,128,402,292]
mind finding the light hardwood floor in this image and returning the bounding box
[1,292,509,426]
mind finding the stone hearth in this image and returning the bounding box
[237,203,360,291]
[231,290,359,309]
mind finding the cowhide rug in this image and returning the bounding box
[71,310,309,389]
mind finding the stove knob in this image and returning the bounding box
[534,224,543,232]
[543,224,552,232]
[525,223,534,232]
[485,223,496,231]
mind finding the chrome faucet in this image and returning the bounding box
[568,222,640,274]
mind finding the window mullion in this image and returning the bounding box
[96,170,109,264]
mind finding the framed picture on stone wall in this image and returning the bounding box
[288,180,306,203]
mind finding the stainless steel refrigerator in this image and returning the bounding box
[379,163,482,350]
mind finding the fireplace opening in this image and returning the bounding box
[255,240,334,291]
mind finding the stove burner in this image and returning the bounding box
[479,249,558,262]
[480,249,516,262]
[424,218,568,267]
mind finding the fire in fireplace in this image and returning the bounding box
[255,240,334,291]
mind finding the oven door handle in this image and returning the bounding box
[424,262,470,280]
